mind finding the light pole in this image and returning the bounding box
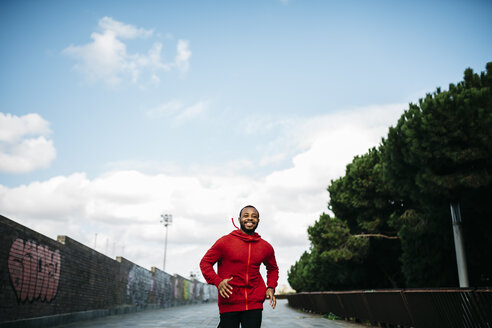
[160,214,173,272]
[450,202,469,287]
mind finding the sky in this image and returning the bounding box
[1,0,491,290]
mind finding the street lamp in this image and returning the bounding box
[160,214,173,272]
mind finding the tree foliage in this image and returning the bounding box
[382,63,492,286]
[289,149,404,291]
[288,214,372,291]
[384,64,492,201]
[329,147,403,235]
[288,63,492,291]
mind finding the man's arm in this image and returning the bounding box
[263,246,279,309]
[200,238,234,298]
[264,246,279,289]
[200,240,224,287]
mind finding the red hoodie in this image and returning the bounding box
[200,229,279,314]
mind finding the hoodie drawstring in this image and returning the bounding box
[231,217,240,230]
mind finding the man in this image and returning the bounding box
[200,205,279,328]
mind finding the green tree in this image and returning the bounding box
[328,148,404,288]
[287,249,329,292]
[289,63,492,291]
[329,147,402,234]
[288,214,370,291]
[383,63,492,286]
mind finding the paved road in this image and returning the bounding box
[57,299,370,328]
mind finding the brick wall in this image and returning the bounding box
[0,215,217,323]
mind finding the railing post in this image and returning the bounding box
[400,290,416,328]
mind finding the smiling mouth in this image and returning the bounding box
[244,222,255,228]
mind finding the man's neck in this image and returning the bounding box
[240,228,255,235]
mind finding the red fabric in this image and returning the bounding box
[200,229,279,314]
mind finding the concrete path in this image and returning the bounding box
[57,299,370,328]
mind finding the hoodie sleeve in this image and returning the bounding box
[200,238,225,287]
[263,244,279,290]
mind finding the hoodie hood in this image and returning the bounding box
[230,229,261,242]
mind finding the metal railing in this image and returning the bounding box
[283,288,492,328]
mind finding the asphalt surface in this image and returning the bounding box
[56,299,371,328]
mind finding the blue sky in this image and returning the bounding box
[1,0,491,289]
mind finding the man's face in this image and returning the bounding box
[239,207,259,234]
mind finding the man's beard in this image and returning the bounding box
[240,221,258,234]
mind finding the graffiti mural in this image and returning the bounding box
[149,270,173,307]
[8,238,61,303]
[127,265,152,307]
[183,279,190,300]
[174,277,179,299]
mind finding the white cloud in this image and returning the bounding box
[259,153,287,166]
[0,113,52,143]
[0,103,405,286]
[63,17,191,86]
[175,40,192,74]
[98,16,154,39]
[175,101,207,122]
[146,100,184,118]
[280,103,406,185]
[146,100,208,122]
[241,114,293,136]
[0,113,56,173]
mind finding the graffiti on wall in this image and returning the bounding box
[127,265,152,307]
[183,279,190,300]
[149,271,173,307]
[125,266,217,307]
[174,277,179,299]
[8,238,61,303]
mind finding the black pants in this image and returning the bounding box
[218,309,262,328]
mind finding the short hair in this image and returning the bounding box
[239,205,260,218]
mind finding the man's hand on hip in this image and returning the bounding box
[218,277,234,298]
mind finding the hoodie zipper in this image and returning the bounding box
[245,236,252,310]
